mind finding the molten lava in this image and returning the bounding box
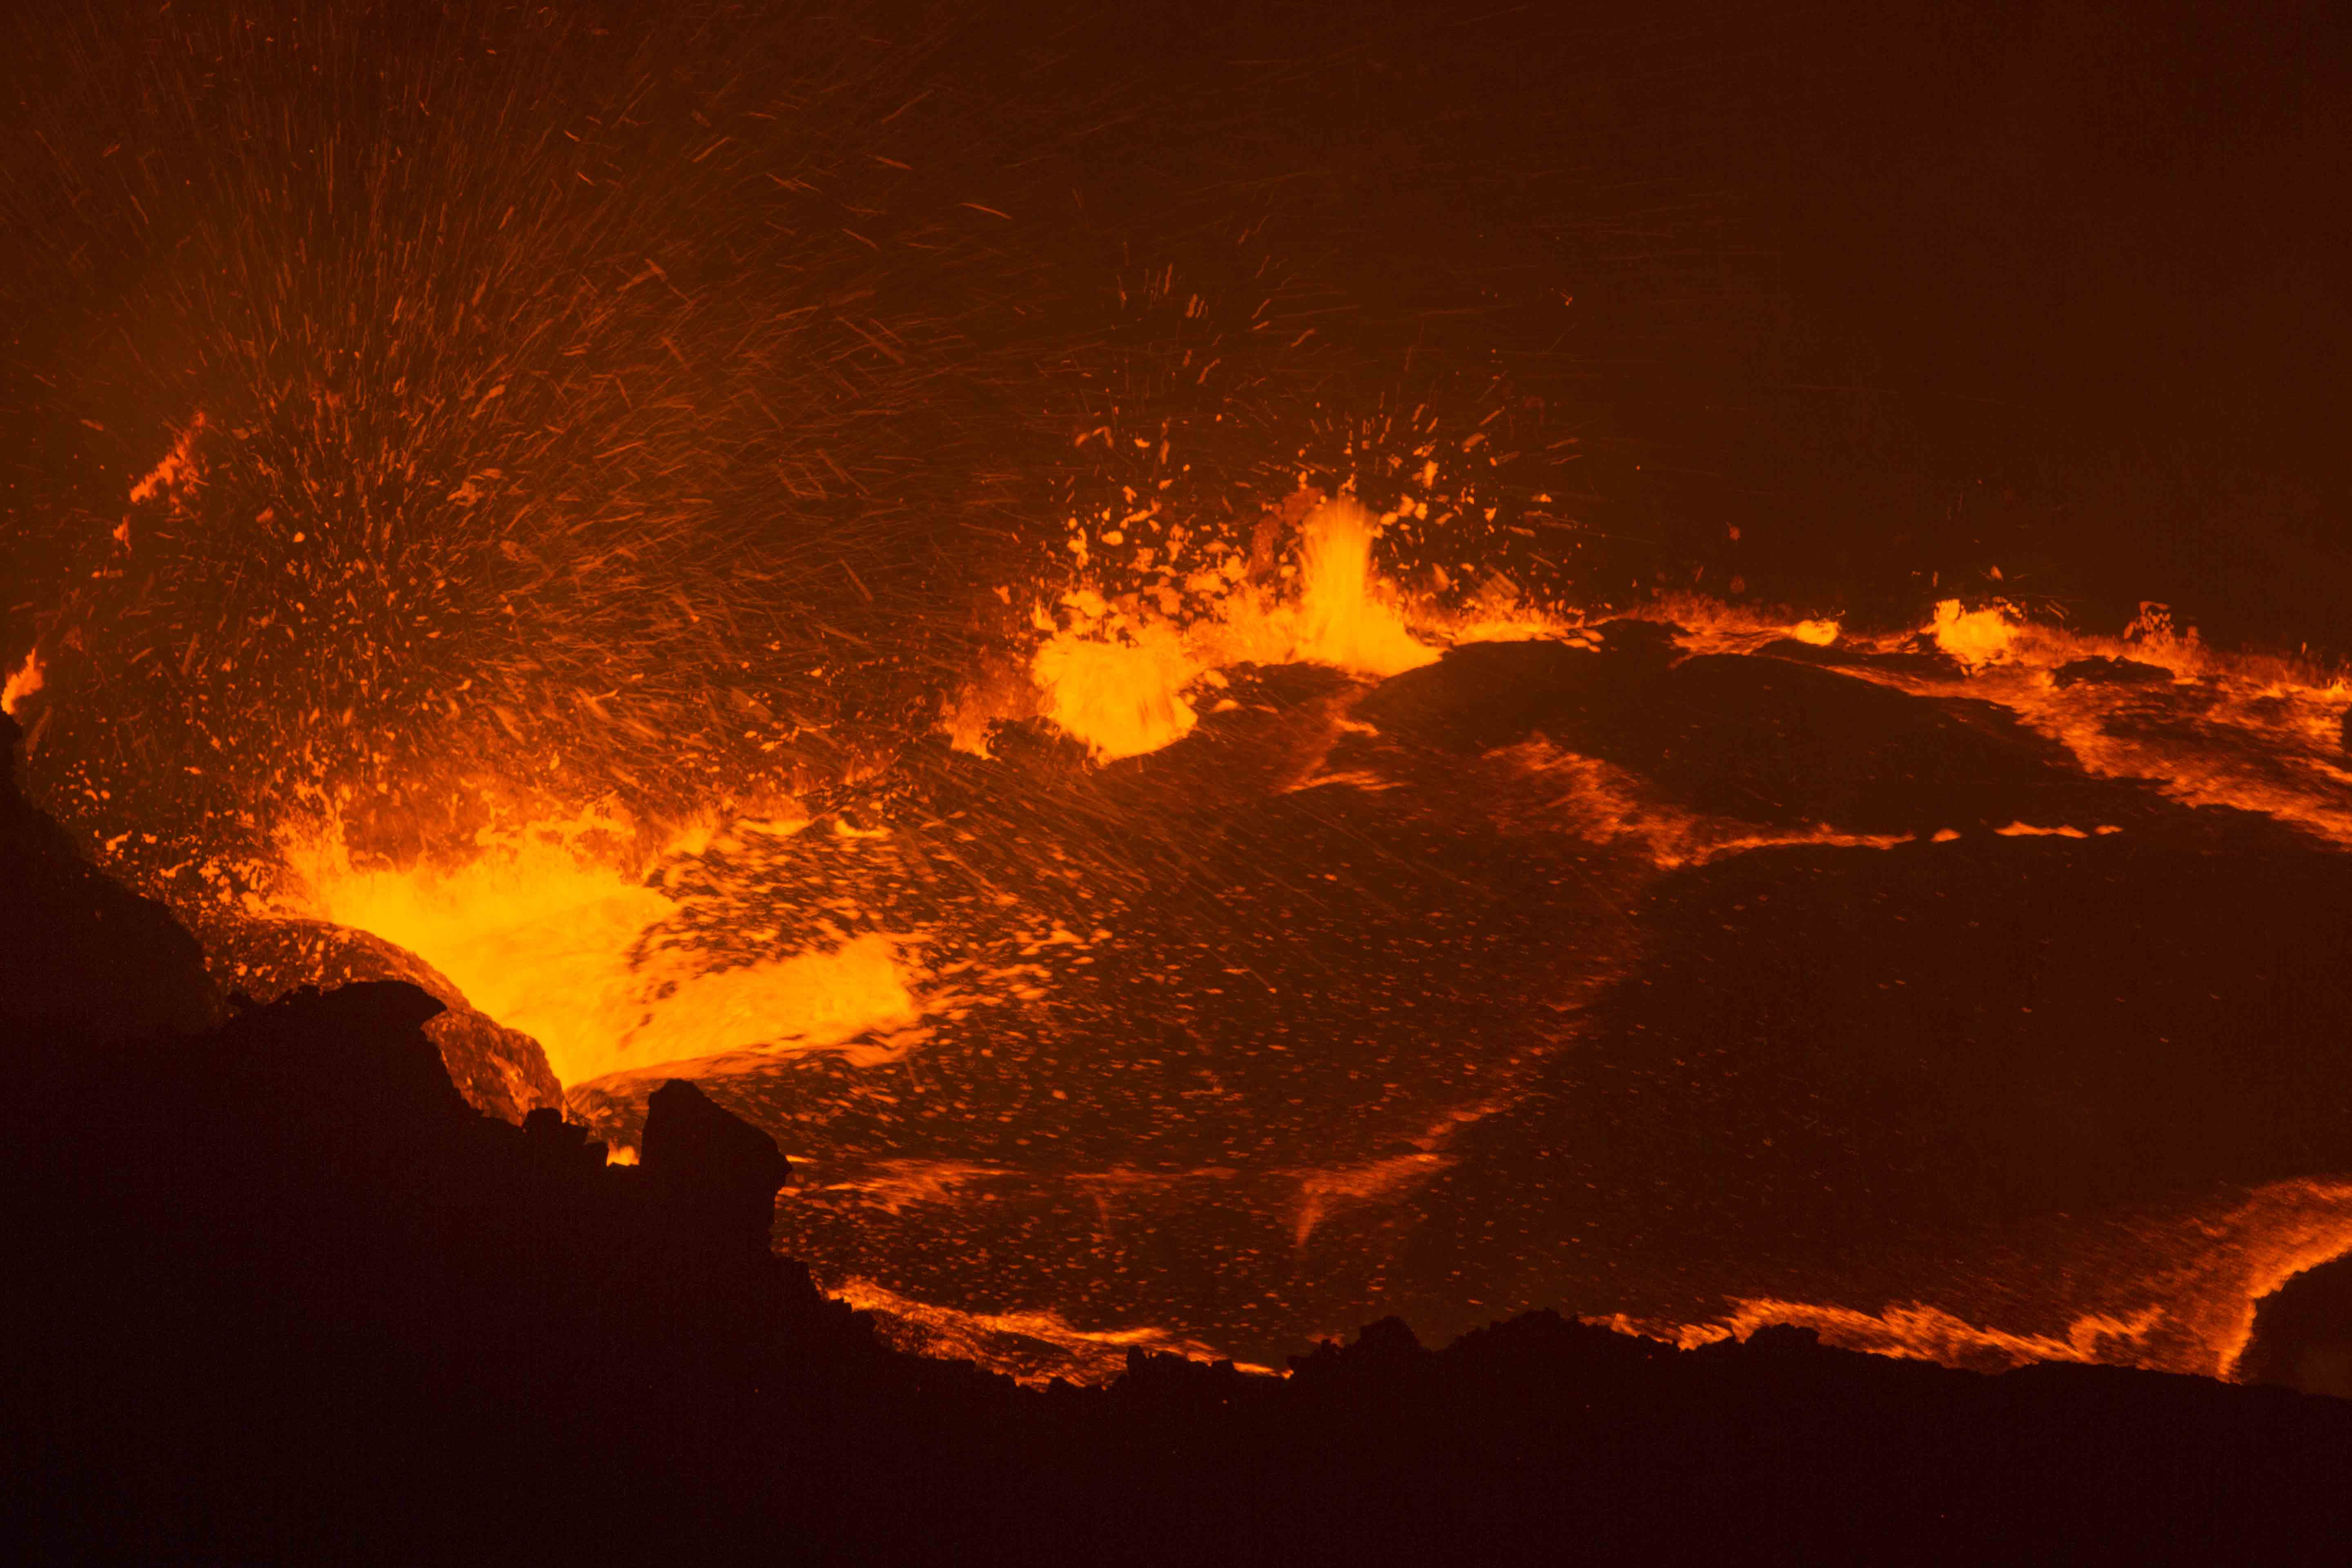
[1028,496,1439,762]
[0,650,40,719]
[283,814,927,1086]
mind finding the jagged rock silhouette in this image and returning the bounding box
[8,742,2352,1562]
[0,710,221,1042]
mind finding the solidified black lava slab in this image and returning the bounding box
[1592,617,1688,660]
[2052,655,2176,688]
[1347,618,1686,756]
[578,645,2342,1365]
[1403,824,2352,1340]
[1348,638,1624,755]
[1363,639,2163,837]
[1753,636,1844,665]
[1599,653,2098,833]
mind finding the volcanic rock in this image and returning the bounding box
[0,710,222,1042]
[1094,661,1359,806]
[2241,1255,2352,1398]
[1350,635,1640,753]
[641,1076,795,1250]
[0,978,877,1561]
[1359,636,2143,836]
[2,706,555,1121]
[203,913,564,1123]
[1602,653,2090,833]
[523,1104,613,1174]
[1755,635,1847,665]
[217,979,474,1127]
[9,971,2352,1562]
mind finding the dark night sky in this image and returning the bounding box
[967,0,2352,646]
[7,0,2348,653]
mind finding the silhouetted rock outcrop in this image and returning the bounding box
[1,704,559,1122]
[8,711,2352,1562]
[203,913,564,1122]
[2242,1256,2352,1398]
[7,973,2352,1564]
[0,710,221,1042]
[0,979,902,1563]
[642,1076,795,1249]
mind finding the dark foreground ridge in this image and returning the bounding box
[6,710,2352,1564]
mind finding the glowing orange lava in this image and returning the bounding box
[832,1275,1274,1384]
[1635,1178,2352,1383]
[1025,495,1439,762]
[282,813,926,1086]
[0,649,41,718]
